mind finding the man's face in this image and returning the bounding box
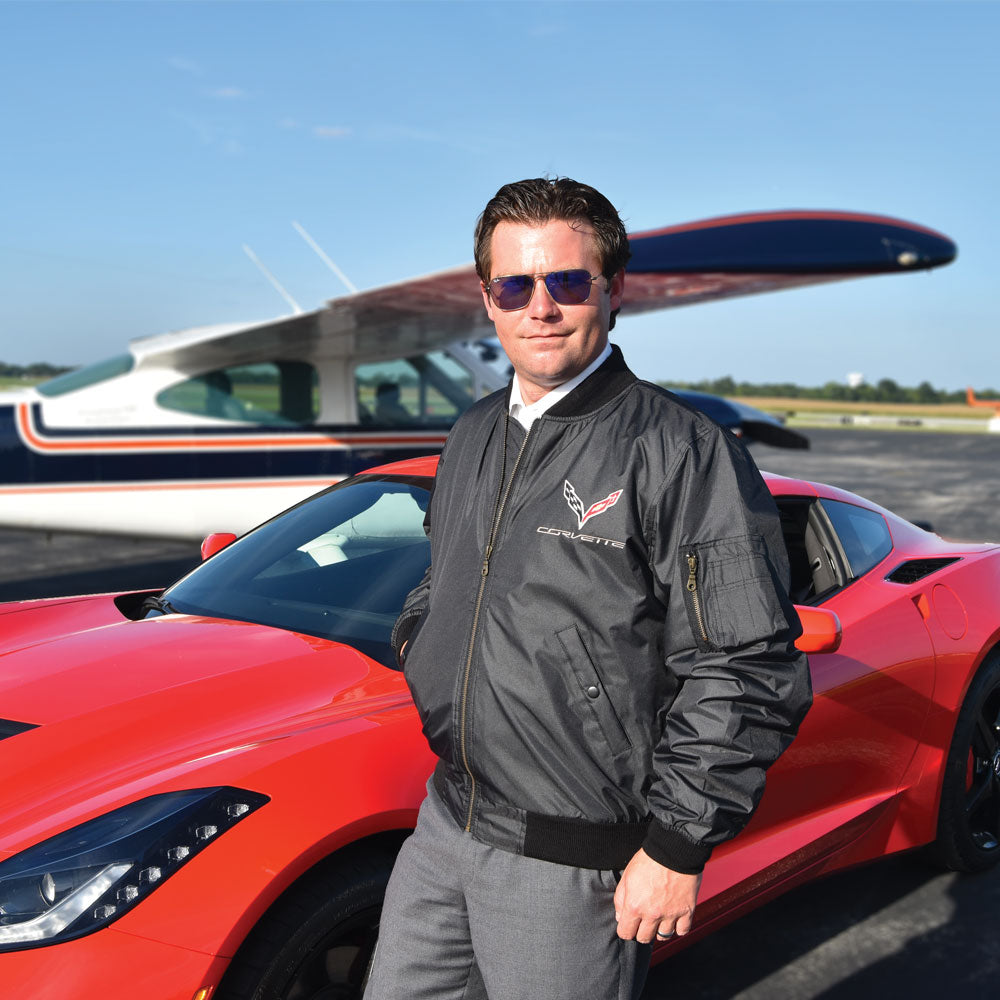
[482,219,625,405]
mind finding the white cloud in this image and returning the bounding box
[209,87,247,100]
[278,117,301,130]
[168,56,203,76]
[313,125,352,139]
[169,111,214,145]
[368,124,480,154]
[168,111,244,156]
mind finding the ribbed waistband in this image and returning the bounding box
[433,765,650,870]
[522,811,651,870]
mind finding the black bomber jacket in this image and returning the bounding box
[391,346,812,874]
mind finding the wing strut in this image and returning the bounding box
[242,244,303,315]
[292,221,358,294]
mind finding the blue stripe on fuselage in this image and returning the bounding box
[0,405,447,486]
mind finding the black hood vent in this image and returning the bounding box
[0,719,39,741]
[886,558,960,584]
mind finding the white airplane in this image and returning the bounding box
[0,209,956,540]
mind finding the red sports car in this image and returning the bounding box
[1,455,998,1000]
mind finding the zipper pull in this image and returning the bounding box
[686,553,698,592]
[482,543,493,577]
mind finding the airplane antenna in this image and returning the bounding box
[242,244,303,315]
[292,221,359,294]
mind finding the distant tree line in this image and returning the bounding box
[0,362,73,378]
[658,376,1000,404]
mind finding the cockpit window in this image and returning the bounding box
[156,361,318,424]
[158,475,432,666]
[469,337,514,381]
[356,350,475,426]
[36,354,135,397]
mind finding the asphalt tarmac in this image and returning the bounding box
[0,528,200,602]
[2,426,998,999]
[756,426,1000,544]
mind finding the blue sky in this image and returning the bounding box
[2,0,997,390]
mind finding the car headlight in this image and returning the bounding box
[0,786,268,951]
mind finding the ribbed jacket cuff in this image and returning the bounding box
[642,820,712,874]
[390,610,423,668]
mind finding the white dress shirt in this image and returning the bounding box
[508,342,613,431]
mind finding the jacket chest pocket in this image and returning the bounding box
[555,624,632,757]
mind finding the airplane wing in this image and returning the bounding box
[623,209,956,313]
[321,209,957,347]
[132,209,956,370]
[130,267,495,371]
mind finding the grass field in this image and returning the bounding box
[0,377,43,390]
[735,396,995,421]
[2,375,994,430]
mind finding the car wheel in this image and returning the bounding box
[934,651,1000,872]
[216,849,393,1000]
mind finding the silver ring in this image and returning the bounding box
[656,930,675,939]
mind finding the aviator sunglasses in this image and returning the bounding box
[486,269,604,311]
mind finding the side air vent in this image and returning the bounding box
[0,719,39,741]
[886,557,960,584]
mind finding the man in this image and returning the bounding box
[365,178,812,999]
[374,381,413,425]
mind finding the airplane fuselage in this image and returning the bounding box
[0,400,449,537]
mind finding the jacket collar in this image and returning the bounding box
[500,344,636,420]
[545,344,637,418]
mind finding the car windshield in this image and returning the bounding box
[159,474,432,667]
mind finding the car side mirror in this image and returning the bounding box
[201,532,238,561]
[793,605,842,653]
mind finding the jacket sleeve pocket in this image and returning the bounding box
[680,536,790,651]
[556,624,632,757]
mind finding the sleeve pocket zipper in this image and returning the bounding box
[685,552,713,648]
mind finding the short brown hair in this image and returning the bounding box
[474,177,631,283]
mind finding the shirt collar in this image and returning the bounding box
[508,342,613,431]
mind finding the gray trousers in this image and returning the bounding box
[365,782,650,1000]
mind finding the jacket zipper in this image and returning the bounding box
[686,552,709,644]
[458,416,532,832]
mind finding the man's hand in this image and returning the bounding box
[613,848,702,943]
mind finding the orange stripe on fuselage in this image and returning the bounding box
[15,404,448,453]
[0,478,340,495]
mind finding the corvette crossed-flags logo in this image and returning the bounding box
[564,480,623,530]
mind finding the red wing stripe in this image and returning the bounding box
[630,209,953,242]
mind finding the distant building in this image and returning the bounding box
[847,372,865,388]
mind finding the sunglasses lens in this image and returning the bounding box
[489,270,597,310]
[491,275,534,310]
[544,270,595,305]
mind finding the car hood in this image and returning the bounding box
[0,596,401,726]
[0,595,411,852]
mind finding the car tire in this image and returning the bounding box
[215,848,394,1000]
[933,650,1000,873]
